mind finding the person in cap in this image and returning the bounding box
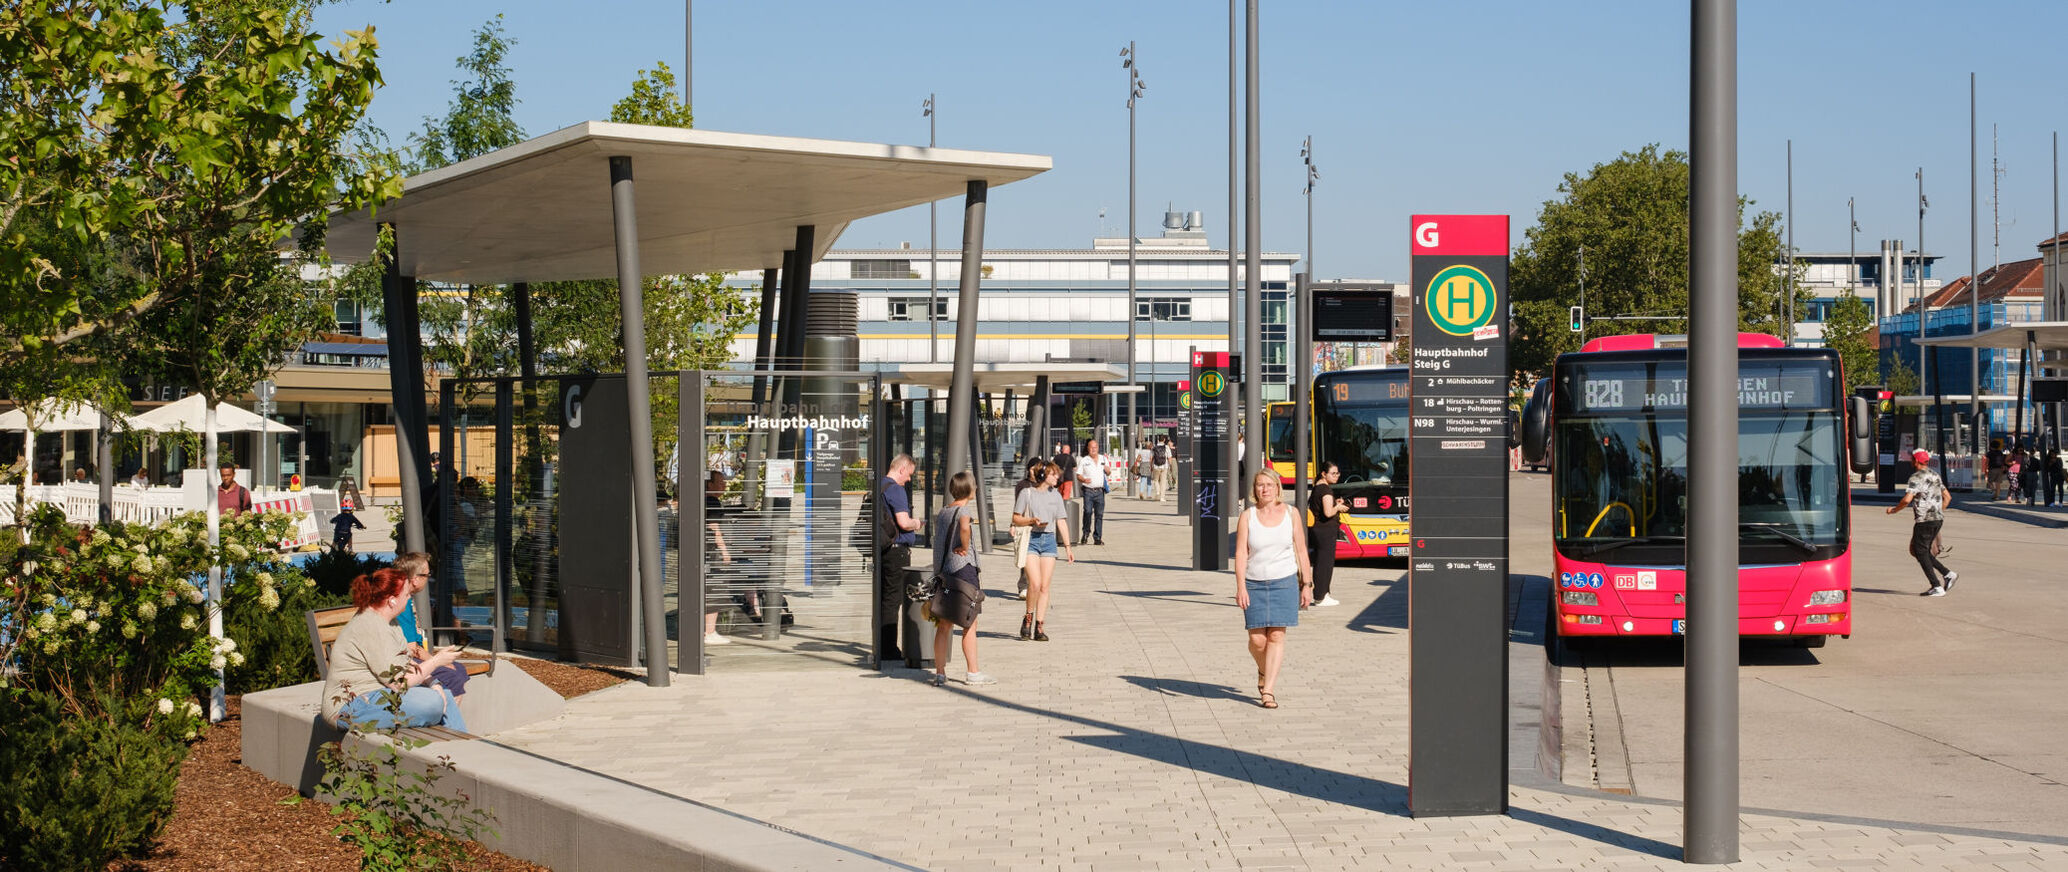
[331,500,366,554]
[1887,449,1958,596]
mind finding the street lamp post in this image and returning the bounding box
[1122,43,1145,450]
[924,94,938,362]
[1295,136,1317,518]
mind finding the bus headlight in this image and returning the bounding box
[1807,590,1847,606]
[1804,613,1844,624]
[1560,592,1598,606]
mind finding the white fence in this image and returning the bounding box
[0,483,325,548]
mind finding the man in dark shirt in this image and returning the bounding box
[1053,443,1077,501]
[216,463,253,516]
[875,454,922,659]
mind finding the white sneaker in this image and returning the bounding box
[703,632,731,645]
[964,671,998,686]
[1316,595,1342,607]
[1941,571,1958,591]
[1016,580,1029,599]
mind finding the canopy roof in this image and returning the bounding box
[322,122,1052,285]
[878,361,1129,392]
[131,395,296,434]
[1912,321,2068,351]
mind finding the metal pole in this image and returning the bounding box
[1124,43,1142,447]
[1970,73,1980,430]
[1686,0,1740,862]
[926,94,939,363]
[1785,139,1794,341]
[607,156,669,688]
[1849,199,1857,300]
[942,180,989,483]
[1226,0,1241,520]
[97,412,113,524]
[682,0,690,113]
[1292,272,1310,522]
[1242,0,1263,487]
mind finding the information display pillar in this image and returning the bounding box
[1406,214,1511,816]
[1190,351,1230,569]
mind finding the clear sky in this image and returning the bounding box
[311,0,2067,285]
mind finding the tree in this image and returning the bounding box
[405,15,525,174]
[1823,291,1878,395]
[1508,145,1798,384]
[1886,350,1921,403]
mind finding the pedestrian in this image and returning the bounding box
[1132,440,1154,499]
[129,468,150,489]
[929,471,994,687]
[1011,460,1074,641]
[2047,448,2065,507]
[875,454,923,659]
[2007,448,2026,504]
[1985,440,2009,500]
[1887,449,1958,597]
[1151,436,1171,501]
[1306,461,1346,608]
[1076,439,1109,545]
[216,462,253,517]
[330,502,365,554]
[323,568,466,733]
[1053,442,1077,501]
[2019,446,2041,505]
[1234,470,1312,709]
[1011,456,1045,596]
[390,552,472,700]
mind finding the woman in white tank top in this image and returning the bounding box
[1234,470,1313,709]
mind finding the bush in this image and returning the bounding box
[0,689,200,871]
[224,561,349,694]
[302,549,390,600]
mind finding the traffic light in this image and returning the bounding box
[1568,306,1584,333]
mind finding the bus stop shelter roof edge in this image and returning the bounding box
[321,120,1052,284]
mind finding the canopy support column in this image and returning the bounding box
[942,180,989,484]
[607,156,669,688]
[380,223,431,564]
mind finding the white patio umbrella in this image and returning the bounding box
[0,399,108,432]
[130,394,296,434]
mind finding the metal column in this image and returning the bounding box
[493,381,512,654]
[942,180,989,484]
[379,225,430,557]
[1686,0,1741,862]
[606,156,670,688]
[1293,272,1311,520]
[1241,0,1264,487]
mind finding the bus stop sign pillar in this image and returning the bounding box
[1190,351,1231,570]
[1406,214,1511,817]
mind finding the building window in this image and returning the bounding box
[851,260,913,279]
[887,297,947,321]
[1263,301,1287,325]
[334,300,362,335]
[1136,297,1191,321]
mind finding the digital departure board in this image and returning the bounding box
[1562,362,1834,415]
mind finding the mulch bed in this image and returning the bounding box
[115,659,631,871]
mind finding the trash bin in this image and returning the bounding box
[901,567,935,669]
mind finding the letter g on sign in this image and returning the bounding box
[1414,222,1440,249]
[564,384,584,429]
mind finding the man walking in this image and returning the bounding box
[875,454,923,658]
[1077,439,1109,545]
[1152,435,1171,501]
[1887,448,1958,597]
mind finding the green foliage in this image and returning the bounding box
[314,674,495,872]
[223,561,348,694]
[406,15,527,172]
[1508,145,1795,383]
[0,689,200,871]
[1070,400,1092,442]
[1824,291,1878,396]
[1887,352,1922,404]
[304,549,392,600]
[0,0,398,400]
[0,506,299,715]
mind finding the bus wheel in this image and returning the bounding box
[1795,635,1827,649]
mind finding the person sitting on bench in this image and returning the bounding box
[322,568,467,733]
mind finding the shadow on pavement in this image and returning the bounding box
[1096,588,1225,606]
[1348,577,1407,634]
[1119,675,1253,703]
[1508,807,1679,860]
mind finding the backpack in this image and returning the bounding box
[1152,443,1167,465]
[850,478,904,552]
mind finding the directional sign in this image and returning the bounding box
[1190,351,1230,569]
[1406,214,1511,818]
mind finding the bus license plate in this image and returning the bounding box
[1388,545,1409,556]
[1671,620,1686,635]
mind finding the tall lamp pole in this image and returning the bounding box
[1785,139,1794,341]
[924,94,939,362]
[1849,197,1858,299]
[1122,43,1145,449]
[1242,0,1263,487]
[1295,135,1317,518]
[1226,0,1240,521]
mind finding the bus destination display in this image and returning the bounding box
[1565,364,1832,414]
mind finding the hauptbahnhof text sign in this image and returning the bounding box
[1407,214,1510,817]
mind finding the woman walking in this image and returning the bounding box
[930,472,994,686]
[1235,470,1312,709]
[1011,460,1075,641]
[1306,462,1346,608]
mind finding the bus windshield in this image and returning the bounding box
[1267,403,1294,463]
[1551,354,1848,564]
[1315,371,1410,512]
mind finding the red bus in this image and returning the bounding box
[1520,334,1874,647]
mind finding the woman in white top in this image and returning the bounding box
[1233,470,1312,709]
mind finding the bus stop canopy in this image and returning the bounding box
[880,361,1129,392]
[321,121,1051,284]
[1911,321,2068,351]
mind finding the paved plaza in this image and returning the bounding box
[480,480,2068,870]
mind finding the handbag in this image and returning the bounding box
[1011,524,1032,569]
[929,566,986,629]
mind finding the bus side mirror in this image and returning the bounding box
[1519,379,1551,465]
[1848,396,1875,475]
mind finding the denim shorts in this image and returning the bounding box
[1026,530,1058,557]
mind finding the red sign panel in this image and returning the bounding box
[1191,351,1229,367]
[1409,214,1510,257]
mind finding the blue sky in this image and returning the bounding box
[312,0,2067,284]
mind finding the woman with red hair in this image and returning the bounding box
[321,568,467,732]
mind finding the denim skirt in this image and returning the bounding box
[1243,574,1300,629]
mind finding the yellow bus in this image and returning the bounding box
[1266,366,1412,560]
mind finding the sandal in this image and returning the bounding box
[1259,692,1278,709]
